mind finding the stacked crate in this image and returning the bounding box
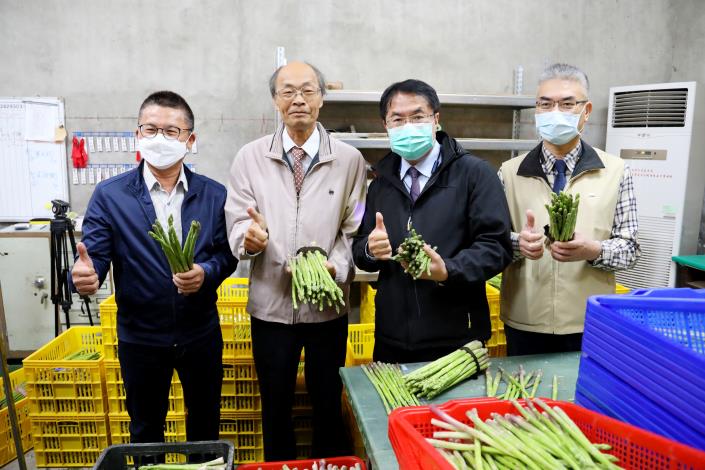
[22,326,109,467]
[216,278,267,463]
[0,368,32,466]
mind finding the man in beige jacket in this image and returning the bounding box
[499,63,640,356]
[225,62,366,460]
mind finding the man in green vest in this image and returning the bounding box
[498,63,641,356]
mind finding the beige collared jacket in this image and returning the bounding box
[225,123,367,324]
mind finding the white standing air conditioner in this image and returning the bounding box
[606,81,705,288]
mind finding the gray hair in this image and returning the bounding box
[539,63,590,96]
[268,62,327,97]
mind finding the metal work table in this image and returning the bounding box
[340,352,581,469]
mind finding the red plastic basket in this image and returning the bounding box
[387,398,705,470]
[236,456,366,470]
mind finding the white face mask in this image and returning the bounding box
[138,134,189,170]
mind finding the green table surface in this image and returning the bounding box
[672,255,705,271]
[339,352,581,470]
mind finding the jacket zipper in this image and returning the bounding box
[291,158,326,324]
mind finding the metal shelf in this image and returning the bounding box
[331,134,537,152]
[324,90,535,108]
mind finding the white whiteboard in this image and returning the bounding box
[0,98,69,221]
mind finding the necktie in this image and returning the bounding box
[553,159,567,193]
[291,146,307,194]
[408,167,420,203]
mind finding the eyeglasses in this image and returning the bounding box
[385,113,435,128]
[536,99,588,112]
[138,124,192,140]
[275,87,321,100]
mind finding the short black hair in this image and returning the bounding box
[379,79,440,120]
[138,91,195,130]
[268,62,327,97]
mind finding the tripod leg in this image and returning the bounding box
[61,234,71,329]
[50,231,60,337]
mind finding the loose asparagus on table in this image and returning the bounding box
[362,362,420,414]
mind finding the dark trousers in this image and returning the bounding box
[373,340,458,364]
[505,324,583,356]
[118,328,223,443]
[251,315,350,461]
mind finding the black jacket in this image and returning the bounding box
[352,132,512,351]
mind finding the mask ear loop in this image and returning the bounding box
[576,103,589,136]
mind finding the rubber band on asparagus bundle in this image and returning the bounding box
[460,346,482,380]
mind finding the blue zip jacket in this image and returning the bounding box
[77,161,238,347]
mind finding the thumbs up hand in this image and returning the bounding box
[244,207,269,254]
[72,242,99,295]
[367,212,392,260]
[518,209,544,260]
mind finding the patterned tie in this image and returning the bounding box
[408,167,420,202]
[291,146,307,194]
[553,159,567,193]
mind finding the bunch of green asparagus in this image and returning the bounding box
[428,398,623,469]
[405,341,489,399]
[362,362,420,415]
[148,215,201,273]
[545,191,580,242]
[392,227,435,279]
[290,250,344,312]
[486,367,562,401]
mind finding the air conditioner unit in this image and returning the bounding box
[606,81,705,288]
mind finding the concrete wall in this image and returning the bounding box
[670,0,705,254]
[1,0,687,215]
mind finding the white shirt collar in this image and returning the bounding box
[143,163,188,193]
[283,126,320,158]
[399,141,441,179]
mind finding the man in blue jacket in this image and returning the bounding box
[352,79,513,363]
[71,91,237,444]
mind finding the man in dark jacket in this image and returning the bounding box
[71,91,237,444]
[352,79,512,363]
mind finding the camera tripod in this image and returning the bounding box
[49,200,93,336]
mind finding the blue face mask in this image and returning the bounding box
[535,109,584,145]
[388,123,434,160]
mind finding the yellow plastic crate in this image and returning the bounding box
[220,361,260,412]
[22,326,107,416]
[616,283,630,294]
[31,415,109,467]
[217,277,249,304]
[485,283,506,357]
[99,295,117,328]
[108,413,187,463]
[293,415,312,445]
[219,411,264,463]
[219,303,252,361]
[0,369,32,466]
[360,282,376,324]
[104,360,184,415]
[293,390,312,416]
[342,391,366,459]
[347,323,375,366]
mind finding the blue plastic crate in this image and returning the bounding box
[576,356,705,449]
[582,316,705,431]
[596,288,705,354]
